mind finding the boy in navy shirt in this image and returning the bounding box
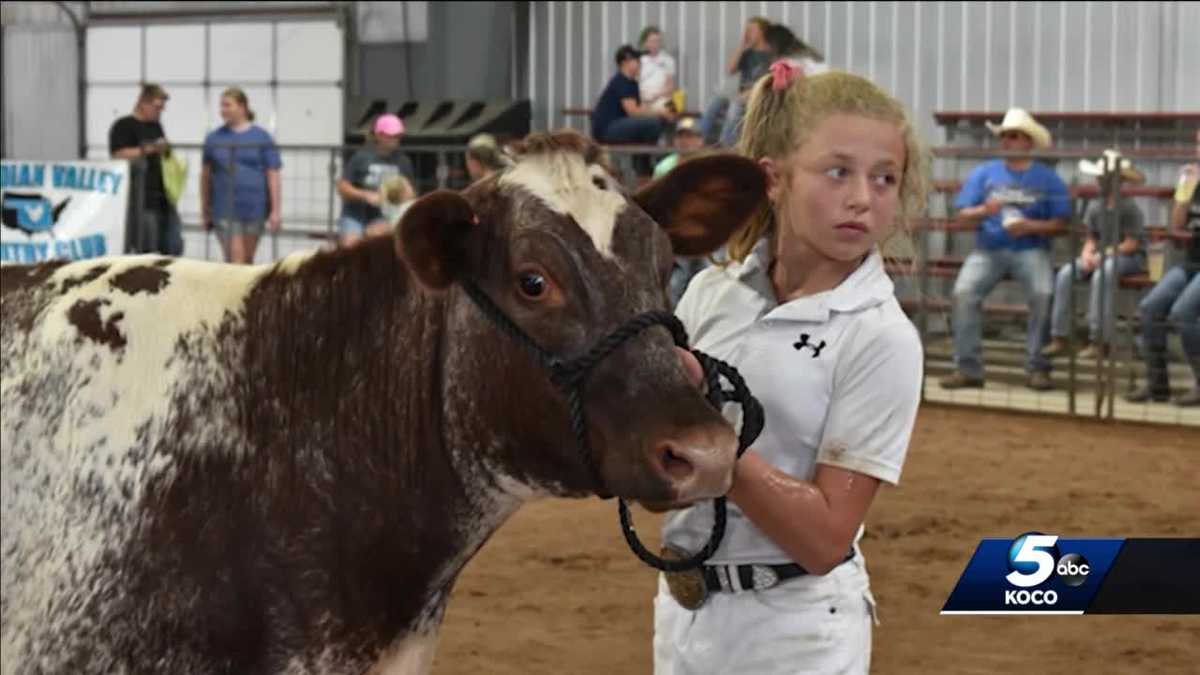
[591,45,675,176]
[940,109,1072,391]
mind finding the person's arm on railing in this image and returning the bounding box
[267,168,281,232]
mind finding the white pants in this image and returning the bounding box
[653,555,877,674]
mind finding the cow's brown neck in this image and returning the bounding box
[137,237,530,669]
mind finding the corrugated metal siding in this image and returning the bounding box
[0,1,83,25]
[525,1,1196,143]
[2,25,79,159]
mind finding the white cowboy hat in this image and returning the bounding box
[986,108,1052,149]
[1077,148,1146,184]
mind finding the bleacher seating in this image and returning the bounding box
[908,109,1197,408]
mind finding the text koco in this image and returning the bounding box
[1004,589,1059,606]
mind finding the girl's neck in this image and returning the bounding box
[229,120,252,132]
[769,232,863,304]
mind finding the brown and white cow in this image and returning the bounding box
[0,131,765,674]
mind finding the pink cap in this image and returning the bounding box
[374,113,405,136]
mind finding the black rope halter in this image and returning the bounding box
[459,278,764,571]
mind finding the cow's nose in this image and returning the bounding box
[646,427,737,501]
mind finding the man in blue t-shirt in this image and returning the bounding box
[940,109,1073,392]
[591,44,676,176]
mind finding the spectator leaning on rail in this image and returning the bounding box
[200,87,282,265]
[638,26,678,115]
[1127,132,1200,407]
[591,44,676,177]
[336,113,417,247]
[109,83,184,256]
[939,109,1072,392]
[1043,152,1147,360]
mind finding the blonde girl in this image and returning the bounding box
[654,66,929,674]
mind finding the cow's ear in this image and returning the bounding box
[397,190,477,290]
[633,154,767,257]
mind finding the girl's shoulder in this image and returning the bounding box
[840,299,922,359]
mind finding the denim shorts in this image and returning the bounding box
[338,215,388,235]
[215,218,264,237]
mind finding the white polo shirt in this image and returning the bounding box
[639,51,677,101]
[662,238,923,566]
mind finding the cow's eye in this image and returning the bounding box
[518,272,547,298]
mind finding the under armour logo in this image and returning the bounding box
[793,333,826,358]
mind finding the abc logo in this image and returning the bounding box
[1056,552,1090,587]
[1003,533,1091,605]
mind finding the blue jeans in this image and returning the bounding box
[1136,266,1200,392]
[1050,254,1145,342]
[136,205,183,256]
[718,96,747,148]
[952,248,1054,378]
[698,97,728,145]
[599,116,664,144]
[600,117,664,176]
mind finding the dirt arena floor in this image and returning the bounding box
[432,404,1199,674]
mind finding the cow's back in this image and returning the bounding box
[1,255,270,673]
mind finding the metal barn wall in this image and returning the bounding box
[357,1,520,102]
[525,1,1199,144]
[1,2,83,160]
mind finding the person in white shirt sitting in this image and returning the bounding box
[639,26,678,114]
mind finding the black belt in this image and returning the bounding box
[702,549,856,593]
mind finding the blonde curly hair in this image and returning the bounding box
[727,69,930,264]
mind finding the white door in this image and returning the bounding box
[85,17,344,261]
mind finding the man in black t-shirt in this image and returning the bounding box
[109,84,183,256]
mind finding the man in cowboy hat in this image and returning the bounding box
[1043,150,1148,361]
[940,108,1073,391]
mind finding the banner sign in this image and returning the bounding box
[942,535,1200,614]
[1,159,129,263]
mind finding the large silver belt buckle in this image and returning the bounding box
[750,564,781,591]
[661,546,708,610]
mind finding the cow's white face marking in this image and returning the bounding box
[499,152,628,257]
